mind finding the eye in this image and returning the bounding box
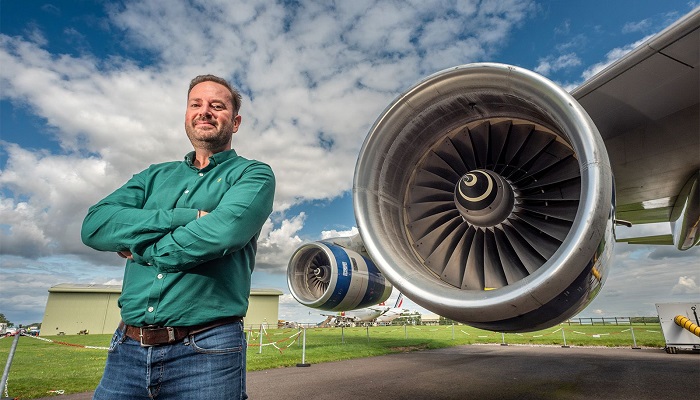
[189,103,201,108]
[211,104,225,111]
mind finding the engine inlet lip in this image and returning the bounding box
[287,243,337,306]
[353,62,613,322]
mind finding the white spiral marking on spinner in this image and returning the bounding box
[458,171,493,202]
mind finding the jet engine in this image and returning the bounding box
[290,63,615,332]
[287,238,392,311]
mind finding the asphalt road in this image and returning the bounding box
[34,345,699,400]
[246,345,699,400]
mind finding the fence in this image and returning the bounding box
[564,317,659,326]
[358,316,661,327]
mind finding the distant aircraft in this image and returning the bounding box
[376,294,418,324]
[330,303,389,325]
[322,294,407,326]
[288,9,699,332]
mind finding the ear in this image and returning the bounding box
[232,114,242,132]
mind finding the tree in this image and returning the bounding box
[0,313,12,327]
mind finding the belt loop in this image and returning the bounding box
[167,327,176,343]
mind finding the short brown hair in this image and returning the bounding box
[188,75,242,113]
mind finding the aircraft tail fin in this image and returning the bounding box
[394,293,404,308]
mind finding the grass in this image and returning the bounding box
[1,323,666,399]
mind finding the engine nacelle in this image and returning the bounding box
[353,63,615,332]
[287,240,392,311]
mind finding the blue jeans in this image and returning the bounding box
[93,321,247,399]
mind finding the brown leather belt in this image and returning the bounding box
[120,316,243,346]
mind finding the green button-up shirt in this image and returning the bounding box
[81,149,275,327]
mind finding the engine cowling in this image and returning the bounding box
[287,240,392,311]
[353,63,615,332]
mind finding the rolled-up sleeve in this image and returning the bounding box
[81,169,198,253]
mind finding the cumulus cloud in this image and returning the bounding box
[321,226,359,239]
[672,276,700,295]
[534,53,581,76]
[255,213,307,272]
[278,294,298,305]
[581,34,654,80]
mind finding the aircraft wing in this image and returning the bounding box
[571,10,699,244]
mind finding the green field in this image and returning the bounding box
[1,323,665,399]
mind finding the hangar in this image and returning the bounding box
[41,283,283,336]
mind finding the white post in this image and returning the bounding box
[630,326,641,349]
[561,328,570,348]
[258,324,263,354]
[1,327,21,398]
[296,327,311,367]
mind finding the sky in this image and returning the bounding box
[1,0,698,326]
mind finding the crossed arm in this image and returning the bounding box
[115,210,210,260]
[81,163,275,272]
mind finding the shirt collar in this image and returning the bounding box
[184,149,238,171]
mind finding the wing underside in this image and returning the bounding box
[571,9,699,248]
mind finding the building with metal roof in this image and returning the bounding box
[41,284,283,335]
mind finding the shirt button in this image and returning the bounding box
[198,173,204,177]
[184,190,189,194]
[157,273,164,279]
[147,307,154,312]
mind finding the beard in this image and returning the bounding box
[185,118,235,151]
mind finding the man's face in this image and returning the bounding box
[185,81,241,150]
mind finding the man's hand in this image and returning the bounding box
[117,250,133,260]
[197,210,209,218]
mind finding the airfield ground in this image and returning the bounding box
[34,344,698,400]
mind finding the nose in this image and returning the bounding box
[199,104,213,118]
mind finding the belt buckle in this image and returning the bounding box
[139,327,154,347]
[139,326,176,346]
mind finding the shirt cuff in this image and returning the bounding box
[131,245,154,266]
[171,208,198,229]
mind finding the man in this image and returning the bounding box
[81,75,275,399]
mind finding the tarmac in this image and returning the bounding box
[34,344,699,400]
